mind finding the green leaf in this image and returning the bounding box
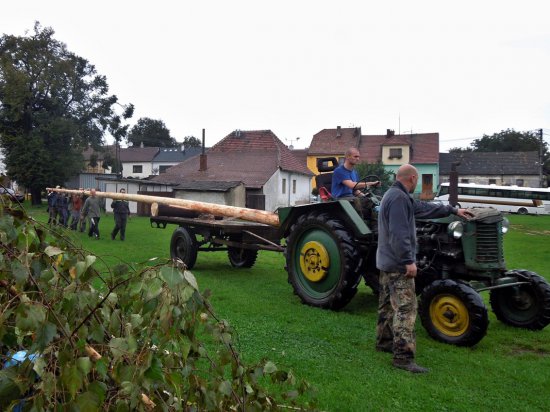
[144,356,164,382]
[184,269,199,290]
[95,358,109,379]
[11,259,29,284]
[263,361,278,375]
[109,337,128,360]
[15,303,46,331]
[34,321,57,350]
[161,266,183,288]
[76,391,101,412]
[145,278,163,300]
[44,245,63,257]
[77,356,92,375]
[61,364,83,399]
[218,380,232,396]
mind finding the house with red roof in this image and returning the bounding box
[153,130,313,211]
[308,126,440,199]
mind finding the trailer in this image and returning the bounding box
[150,215,283,270]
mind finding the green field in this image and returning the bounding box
[28,205,550,411]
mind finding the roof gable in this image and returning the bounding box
[308,127,362,155]
[152,130,312,188]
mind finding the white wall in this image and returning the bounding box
[104,181,139,214]
[122,162,153,179]
[264,170,311,212]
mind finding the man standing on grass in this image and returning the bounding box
[81,188,102,239]
[111,188,130,241]
[376,164,473,373]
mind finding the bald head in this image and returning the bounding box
[396,164,419,193]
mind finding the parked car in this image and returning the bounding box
[0,187,25,202]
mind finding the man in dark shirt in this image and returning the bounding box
[111,188,131,241]
[376,164,473,373]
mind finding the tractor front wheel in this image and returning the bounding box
[419,280,489,346]
[285,212,361,310]
[170,227,198,270]
[490,270,550,330]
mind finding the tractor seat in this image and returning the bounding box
[318,186,333,201]
[315,157,339,201]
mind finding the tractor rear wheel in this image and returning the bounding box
[419,280,489,346]
[170,227,198,270]
[489,270,550,330]
[285,211,361,310]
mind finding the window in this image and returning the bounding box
[516,179,524,187]
[292,180,296,194]
[488,179,496,185]
[133,165,143,173]
[282,178,286,194]
[460,179,469,184]
[389,148,402,159]
[159,165,171,174]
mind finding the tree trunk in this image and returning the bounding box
[30,187,42,205]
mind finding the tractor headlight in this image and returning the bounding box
[501,217,510,234]
[447,221,464,239]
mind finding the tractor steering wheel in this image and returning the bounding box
[353,175,381,195]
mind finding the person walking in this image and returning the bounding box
[47,189,58,225]
[376,164,473,373]
[111,188,130,241]
[81,189,102,239]
[69,193,83,230]
[79,189,89,233]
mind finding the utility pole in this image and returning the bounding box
[539,128,544,188]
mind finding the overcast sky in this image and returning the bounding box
[2,0,549,152]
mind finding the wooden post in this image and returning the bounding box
[49,188,280,227]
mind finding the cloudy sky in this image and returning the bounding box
[2,0,549,152]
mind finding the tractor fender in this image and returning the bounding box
[277,200,371,239]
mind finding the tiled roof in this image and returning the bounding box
[152,130,312,189]
[359,133,440,164]
[439,151,540,175]
[119,147,160,162]
[308,127,362,156]
[309,127,439,164]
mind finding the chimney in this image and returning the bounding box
[336,126,342,138]
[386,129,395,138]
[199,128,207,171]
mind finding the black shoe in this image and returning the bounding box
[392,359,429,374]
[376,345,393,354]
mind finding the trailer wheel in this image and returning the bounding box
[170,227,198,270]
[285,211,361,310]
[419,280,488,346]
[490,270,550,330]
[228,247,258,268]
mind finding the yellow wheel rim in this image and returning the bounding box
[299,241,330,282]
[429,294,470,337]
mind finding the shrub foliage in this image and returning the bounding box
[0,205,314,411]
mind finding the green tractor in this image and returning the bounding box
[277,158,550,346]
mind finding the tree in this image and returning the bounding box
[0,206,314,410]
[356,160,395,192]
[0,23,133,204]
[127,117,176,147]
[183,135,201,148]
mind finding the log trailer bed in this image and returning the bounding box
[150,215,283,270]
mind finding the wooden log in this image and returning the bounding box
[48,188,280,227]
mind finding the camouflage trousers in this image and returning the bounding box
[376,270,417,361]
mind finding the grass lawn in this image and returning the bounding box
[26,204,550,411]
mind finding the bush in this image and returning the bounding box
[0,205,315,411]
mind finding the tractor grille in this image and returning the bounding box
[475,222,501,263]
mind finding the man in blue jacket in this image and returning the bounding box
[376,164,473,373]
